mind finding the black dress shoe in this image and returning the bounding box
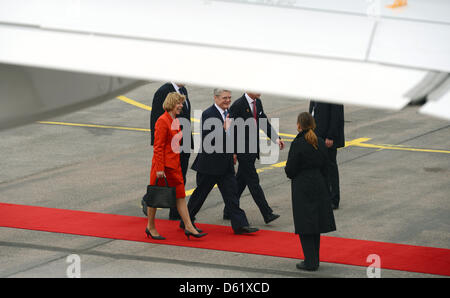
[296,261,318,271]
[264,213,280,224]
[179,221,203,233]
[234,226,259,235]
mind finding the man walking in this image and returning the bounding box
[187,89,259,235]
[224,92,284,224]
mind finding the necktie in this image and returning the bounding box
[252,100,257,121]
[223,110,230,134]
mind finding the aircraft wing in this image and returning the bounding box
[0,0,449,130]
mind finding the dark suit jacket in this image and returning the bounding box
[191,104,234,176]
[309,101,345,149]
[150,83,193,150]
[230,94,280,158]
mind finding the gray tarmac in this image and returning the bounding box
[0,81,449,279]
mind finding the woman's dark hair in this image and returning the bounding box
[297,112,318,149]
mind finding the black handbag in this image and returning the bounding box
[143,177,177,208]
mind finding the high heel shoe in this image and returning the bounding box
[184,230,207,240]
[145,228,166,240]
[179,221,203,233]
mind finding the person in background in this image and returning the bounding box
[285,112,336,271]
[309,101,344,210]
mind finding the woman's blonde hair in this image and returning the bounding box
[163,92,185,112]
[297,112,318,149]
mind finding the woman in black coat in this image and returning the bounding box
[285,112,336,271]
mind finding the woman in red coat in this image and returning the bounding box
[146,92,207,240]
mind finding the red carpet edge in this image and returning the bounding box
[0,203,449,276]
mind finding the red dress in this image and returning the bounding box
[150,111,185,199]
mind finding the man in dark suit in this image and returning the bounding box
[309,101,345,209]
[186,89,259,235]
[142,82,193,219]
[223,92,284,224]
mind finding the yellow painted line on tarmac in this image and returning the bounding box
[278,132,297,138]
[256,161,286,173]
[117,95,295,131]
[354,141,450,154]
[185,160,289,196]
[344,138,372,147]
[117,95,200,123]
[37,121,151,132]
[117,95,152,111]
[183,136,450,197]
[115,95,450,155]
[184,156,293,197]
[256,138,378,173]
[185,188,197,197]
[35,120,450,199]
[37,120,450,155]
[345,137,450,154]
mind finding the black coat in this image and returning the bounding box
[309,101,345,149]
[150,83,193,150]
[285,131,336,234]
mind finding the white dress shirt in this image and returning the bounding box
[245,93,256,114]
[214,104,228,121]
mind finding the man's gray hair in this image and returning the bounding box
[213,88,231,97]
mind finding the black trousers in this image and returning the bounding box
[169,152,190,219]
[223,154,273,221]
[327,148,340,207]
[187,171,249,231]
[299,234,321,268]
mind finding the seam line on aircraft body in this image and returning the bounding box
[0,21,384,68]
[212,0,450,26]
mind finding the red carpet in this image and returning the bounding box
[1,202,449,276]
